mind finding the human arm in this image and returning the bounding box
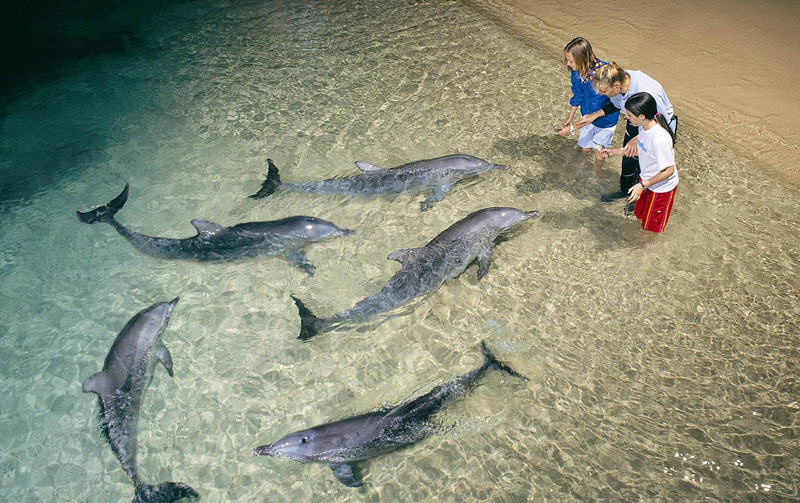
[627,165,675,202]
[574,109,604,129]
[557,106,580,135]
[601,101,620,117]
[599,147,623,158]
[623,135,639,157]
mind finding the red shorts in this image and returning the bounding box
[634,185,677,233]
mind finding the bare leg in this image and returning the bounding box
[580,147,603,183]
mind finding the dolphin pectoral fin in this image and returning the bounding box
[355,161,384,173]
[190,219,226,238]
[156,343,174,377]
[387,248,418,264]
[328,463,363,488]
[286,250,315,277]
[82,370,113,397]
[420,183,453,211]
[476,248,494,281]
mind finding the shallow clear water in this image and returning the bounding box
[1,0,798,501]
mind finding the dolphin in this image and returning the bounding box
[291,207,540,339]
[77,184,353,276]
[82,298,197,503]
[253,341,526,488]
[249,154,508,211]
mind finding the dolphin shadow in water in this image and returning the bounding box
[77,184,353,276]
[253,341,527,488]
[249,154,508,211]
[82,298,197,503]
[290,207,541,340]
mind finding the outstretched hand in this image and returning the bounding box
[599,147,623,159]
[556,125,572,136]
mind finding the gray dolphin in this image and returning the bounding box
[253,341,526,488]
[82,298,197,503]
[291,207,541,339]
[77,184,353,276]
[249,154,508,211]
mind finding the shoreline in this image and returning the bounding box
[469,0,800,186]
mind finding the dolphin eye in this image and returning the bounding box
[301,436,308,443]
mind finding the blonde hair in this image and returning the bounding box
[592,61,627,93]
[564,37,597,80]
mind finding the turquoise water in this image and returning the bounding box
[1,0,798,501]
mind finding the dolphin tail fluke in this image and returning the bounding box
[480,341,528,381]
[291,294,325,340]
[133,482,198,503]
[77,184,130,224]
[249,158,282,199]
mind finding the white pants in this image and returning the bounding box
[577,123,615,149]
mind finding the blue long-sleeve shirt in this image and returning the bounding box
[569,60,620,129]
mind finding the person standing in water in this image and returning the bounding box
[556,37,620,170]
[576,62,677,202]
[601,92,678,233]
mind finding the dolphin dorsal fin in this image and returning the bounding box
[82,370,114,398]
[387,248,421,264]
[355,161,384,173]
[191,219,226,237]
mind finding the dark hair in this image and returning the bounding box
[624,92,676,146]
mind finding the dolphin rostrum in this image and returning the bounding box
[77,184,353,276]
[249,154,508,211]
[253,341,526,488]
[291,207,541,339]
[82,298,197,503]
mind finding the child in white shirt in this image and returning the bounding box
[601,92,678,233]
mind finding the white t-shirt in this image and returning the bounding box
[637,124,678,193]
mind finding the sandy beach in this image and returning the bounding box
[470,0,800,186]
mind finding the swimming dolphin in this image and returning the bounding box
[82,298,197,503]
[249,155,508,211]
[253,341,526,488]
[291,207,541,339]
[77,184,353,276]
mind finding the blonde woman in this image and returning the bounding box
[576,62,677,203]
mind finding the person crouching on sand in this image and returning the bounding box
[601,92,678,233]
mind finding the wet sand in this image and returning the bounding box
[469,0,800,186]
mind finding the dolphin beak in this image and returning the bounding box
[525,211,542,219]
[339,229,356,236]
[165,297,180,318]
[493,164,508,170]
[253,444,273,456]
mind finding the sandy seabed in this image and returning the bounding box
[468,0,800,186]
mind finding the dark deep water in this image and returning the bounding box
[1,0,798,501]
